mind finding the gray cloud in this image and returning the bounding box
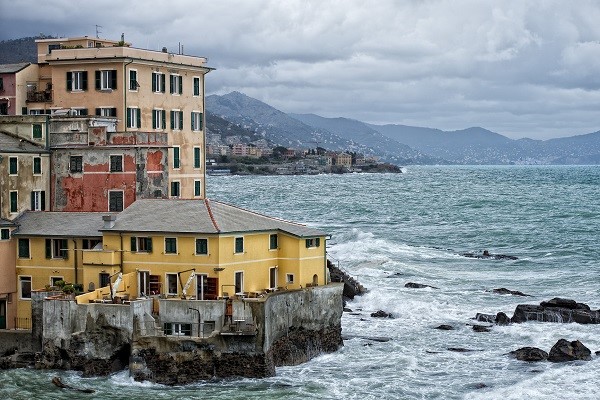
[1,0,599,139]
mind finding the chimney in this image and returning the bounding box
[103,215,117,229]
[162,47,168,53]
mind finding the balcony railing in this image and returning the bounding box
[27,90,52,102]
[82,250,119,266]
[14,317,31,330]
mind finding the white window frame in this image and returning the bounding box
[109,154,123,172]
[152,72,164,93]
[50,276,64,286]
[193,180,202,198]
[193,146,202,169]
[170,180,181,198]
[19,276,32,300]
[234,236,244,254]
[286,273,294,284]
[173,146,180,169]
[9,156,18,175]
[234,271,244,294]
[191,111,202,131]
[269,267,277,289]
[171,74,182,95]
[70,108,87,116]
[192,76,201,97]
[153,108,164,130]
[166,273,178,295]
[0,228,10,240]
[164,237,178,254]
[172,109,183,130]
[71,71,85,91]
[29,109,44,115]
[195,237,208,255]
[196,274,208,300]
[98,107,114,117]
[100,70,113,90]
[33,156,42,175]
[108,190,124,212]
[31,190,44,211]
[9,191,18,214]
[127,107,140,128]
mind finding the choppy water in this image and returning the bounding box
[2,166,599,399]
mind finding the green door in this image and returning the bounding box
[0,300,6,329]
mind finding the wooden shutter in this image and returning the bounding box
[170,111,174,129]
[95,71,101,90]
[160,73,165,92]
[45,239,52,258]
[161,110,166,129]
[131,237,137,252]
[111,70,117,89]
[66,72,72,91]
[41,191,45,211]
[191,112,194,130]
[169,75,174,94]
[126,108,131,127]
[30,192,35,210]
[152,73,156,92]
[178,76,182,94]
[147,238,153,252]
[82,71,88,90]
[316,238,321,247]
[95,108,101,116]
[179,111,183,130]
[110,108,117,117]
[80,108,88,116]
[61,239,68,259]
[137,109,141,128]
[152,110,156,129]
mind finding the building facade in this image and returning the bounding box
[0,63,39,116]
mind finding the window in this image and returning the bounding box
[67,71,87,91]
[194,180,202,197]
[165,237,177,254]
[131,236,153,252]
[9,157,17,175]
[191,111,203,131]
[163,322,191,336]
[0,77,3,91]
[173,146,180,169]
[19,276,32,299]
[82,239,101,249]
[30,190,46,211]
[109,191,124,212]
[152,72,165,93]
[152,109,166,129]
[170,74,182,95]
[45,238,68,259]
[18,238,30,258]
[170,110,183,130]
[99,273,110,288]
[306,238,321,248]
[235,237,244,253]
[9,191,18,213]
[32,124,43,139]
[96,70,117,90]
[234,271,244,294]
[70,156,83,173]
[193,77,201,96]
[70,108,88,116]
[269,234,278,250]
[110,155,123,172]
[33,157,42,175]
[0,228,9,240]
[166,273,178,294]
[129,69,138,91]
[269,267,277,289]
[50,276,64,287]
[95,107,117,117]
[193,147,201,168]
[126,107,141,128]
[170,181,180,197]
[29,109,43,115]
[195,238,208,255]
[286,274,294,284]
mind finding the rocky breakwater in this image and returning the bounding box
[511,298,600,324]
[327,260,367,305]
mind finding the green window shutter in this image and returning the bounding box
[22,107,28,115]
[199,112,203,130]
[66,72,72,90]
[162,110,166,129]
[179,76,182,94]
[316,238,321,247]
[137,109,141,128]
[194,148,200,168]
[152,73,156,92]
[45,239,51,258]
[194,78,199,96]
[95,71,101,89]
[82,71,88,90]
[126,108,131,127]
[32,124,42,138]
[191,112,194,130]
[194,181,201,196]
[147,238,153,252]
[305,239,310,248]
[111,70,117,89]
[80,108,88,116]
[30,192,35,210]
[161,74,165,92]
[61,239,68,259]
[131,237,137,252]
[10,192,17,213]
[95,108,101,116]
[41,191,45,211]
[179,111,183,130]
[169,75,174,94]
[170,111,174,129]
[111,108,117,117]
[152,110,156,129]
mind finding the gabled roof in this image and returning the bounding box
[103,199,326,238]
[12,212,107,238]
[0,131,48,153]
[0,63,31,74]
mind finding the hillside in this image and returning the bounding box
[0,36,39,64]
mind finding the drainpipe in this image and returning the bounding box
[119,232,124,273]
[123,59,133,135]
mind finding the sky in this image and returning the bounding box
[1,0,599,140]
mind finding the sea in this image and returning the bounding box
[1,166,599,400]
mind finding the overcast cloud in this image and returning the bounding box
[1,0,599,139]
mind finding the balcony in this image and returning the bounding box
[26,90,52,103]
[82,250,119,266]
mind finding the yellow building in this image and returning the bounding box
[12,199,327,322]
[26,36,212,199]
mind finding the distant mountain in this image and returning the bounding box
[0,36,39,64]
[289,113,443,164]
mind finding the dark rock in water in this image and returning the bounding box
[343,307,353,313]
[405,282,439,289]
[461,251,518,260]
[548,339,592,362]
[511,299,600,324]
[509,347,548,362]
[434,324,455,331]
[470,383,488,389]
[595,350,600,356]
[342,334,391,343]
[371,310,393,318]
[475,313,496,323]
[472,325,491,332]
[387,272,403,278]
[492,287,531,297]
[327,259,367,303]
[495,312,511,326]
[448,347,476,353]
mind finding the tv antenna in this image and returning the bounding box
[95,25,103,39]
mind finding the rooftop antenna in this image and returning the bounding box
[95,25,103,39]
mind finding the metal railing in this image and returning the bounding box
[14,317,31,330]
